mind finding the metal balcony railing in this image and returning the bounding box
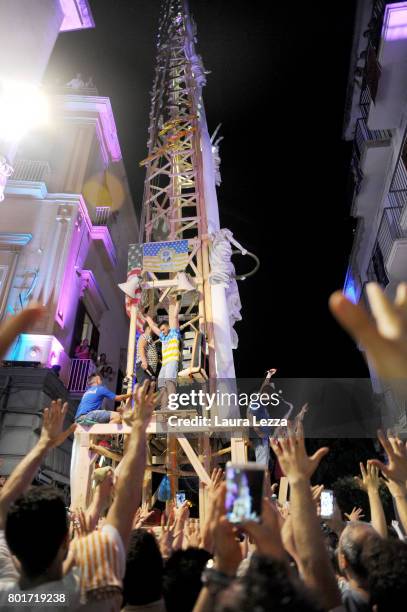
[67,359,93,393]
[369,241,390,287]
[377,206,404,266]
[12,159,51,183]
[93,206,112,226]
[47,86,99,97]
[354,118,391,161]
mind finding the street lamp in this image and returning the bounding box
[0,80,49,200]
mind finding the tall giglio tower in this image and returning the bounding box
[71,0,257,517]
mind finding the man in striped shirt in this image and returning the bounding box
[145,295,182,410]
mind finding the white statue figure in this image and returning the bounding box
[209,229,244,349]
[0,156,14,202]
[210,124,224,187]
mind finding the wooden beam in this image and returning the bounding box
[176,434,211,485]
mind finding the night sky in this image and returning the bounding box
[46,0,368,379]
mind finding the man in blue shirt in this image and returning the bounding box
[75,374,133,423]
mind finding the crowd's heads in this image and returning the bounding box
[362,537,407,611]
[163,548,211,612]
[123,529,163,606]
[215,556,321,612]
[5,486,68,579]
[88,373,102,386]
[338,521,377,584]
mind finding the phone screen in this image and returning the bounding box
[320,490,334,518]
[175,491,186,508]
[225,463,265,523]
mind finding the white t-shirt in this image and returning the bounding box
[0,525,125,611]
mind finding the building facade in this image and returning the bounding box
[344,0,407,431]
[0,1,138,488]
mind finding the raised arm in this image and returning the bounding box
[271,423,341,610]
[370,431,407,534]
[145,314,161,337]
[0,399,75,529]
[168,295,181,329]
[355,461,387,538]
[105,381,159,549]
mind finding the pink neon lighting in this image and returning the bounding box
[383,3,407,41]
[59,0,95,32]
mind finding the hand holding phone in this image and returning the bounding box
[225,462,266,524]
[320,489,334,519]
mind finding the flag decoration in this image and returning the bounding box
[143,239,189,272]
[125,243,143,331]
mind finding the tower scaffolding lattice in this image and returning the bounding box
[70,0,247,519]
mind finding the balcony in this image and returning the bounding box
[375,205,407,280]
[89,206,117,267]
[351,117,392,217]
[367,2,407,130]
[67,358,93,393]
[6,159,51,198]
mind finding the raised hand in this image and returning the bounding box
[159,511,176,559]
[355,461,381,492]
[243,498,286,560]
[270,422,329,483]
[40,399,76,449]
[329,282,407,379]
[211,484,242,576]
[311,484,324,505]
[344,507,365,522]
[124,381,159,428]
[133,501,154,529]
[184,519,202,548]
[369,430,407,484]
[0,302,44,359]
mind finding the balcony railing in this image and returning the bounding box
[46,86,99,97]
[354,118,391,161]
[377,206,404,268]
[12,159,51,183]
[67,359,93,393]
[93,206,112,226]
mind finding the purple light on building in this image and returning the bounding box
[59,0,95,32]
[383,3,407,41]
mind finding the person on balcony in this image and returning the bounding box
[144,295,182,410]
[135,323,158,384]
[74,338,91,360]
[74,373,133,424]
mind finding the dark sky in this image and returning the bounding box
[46,0,368,378]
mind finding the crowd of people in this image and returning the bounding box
[0,281,407,610]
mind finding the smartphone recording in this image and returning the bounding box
[225,462,266,523]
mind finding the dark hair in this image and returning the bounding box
[123,529,163,606]
[163,548,211,612]
[362,537,407,611]
[215,555,321,612]
[5,486,68,578]
[87,373,100,385]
